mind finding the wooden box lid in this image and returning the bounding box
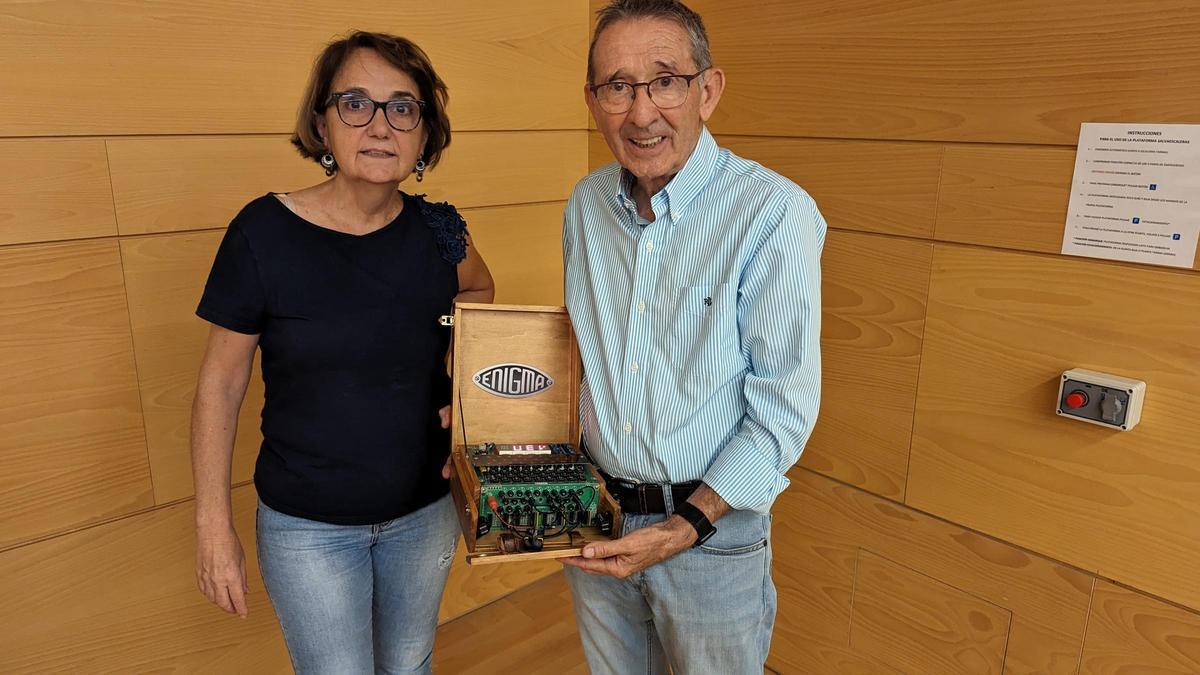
[449,303,581,449]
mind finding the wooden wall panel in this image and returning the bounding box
[936,144,1200,272]
[0,0,586,136]
[0,484,290,673]
[587,129,608,172]
[108,131,587,235]
[770,469,1092,675]
[909,246,1200,610]
[935,145,1075,253]
[850,550,1011,674]
[799,231,931,499]
[466,202,568,306]
[120,233,264,504]
[0,140,117,246]
[588,132,942,238]
[107,137,315,236]
[693,0,1200,144]
[1080,582,1200,674]
[0,241,152,548]
[718,137,942,239]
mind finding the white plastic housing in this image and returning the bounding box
[1055,368,1146,431]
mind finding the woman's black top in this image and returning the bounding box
[197,192,466,525]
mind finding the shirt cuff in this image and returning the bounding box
[702,435,791,514]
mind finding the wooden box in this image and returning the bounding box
[447,303,622,565]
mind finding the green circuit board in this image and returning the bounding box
[466,443,602,535]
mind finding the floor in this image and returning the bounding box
[433,571,589,674]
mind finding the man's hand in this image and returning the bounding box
[560,484,731,578]
[439,405,452,479]
[561,516,695,578]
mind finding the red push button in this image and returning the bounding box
[1065,390,1088,409]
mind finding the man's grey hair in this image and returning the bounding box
[587,0,712,84]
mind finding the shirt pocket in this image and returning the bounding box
[666,282,741,380]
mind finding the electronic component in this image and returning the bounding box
[465,443,611,550]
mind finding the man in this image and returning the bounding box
[560,0,826,672]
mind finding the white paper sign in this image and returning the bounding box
[1062,123,1200,269]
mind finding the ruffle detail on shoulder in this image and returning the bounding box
[414,194,468,265]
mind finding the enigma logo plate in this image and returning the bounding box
[472,363,554,398]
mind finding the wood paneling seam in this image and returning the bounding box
[847,547,863,648]
[820,225,1200,277]
[809,462,1200,616]
[1073,576,1097,675]
[104,139,160,509]
[0,129,592,143]
[900,151,943,503]
[798,466,1098,578]
[0,478,255,555]
[114,234,158,505]
[712,132,1082,150]
[0,199,574,253]
[858,546,1015,614]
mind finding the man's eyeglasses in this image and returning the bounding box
[326,92,425,132]
[588,70,708,114]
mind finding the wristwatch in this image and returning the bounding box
[674,501,716,547]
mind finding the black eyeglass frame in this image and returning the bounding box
[324,91,427,132]
[587,69,710,113]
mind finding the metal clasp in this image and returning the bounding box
[438,315,455,327]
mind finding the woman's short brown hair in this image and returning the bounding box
[291,31,451,170]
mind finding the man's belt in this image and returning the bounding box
[601,472,701,514]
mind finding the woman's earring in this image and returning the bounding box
[320,153,336,177]
[415,157,427,183]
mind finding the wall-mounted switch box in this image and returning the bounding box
[1056,368,1145,431]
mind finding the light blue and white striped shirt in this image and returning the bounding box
[563,128,826,513]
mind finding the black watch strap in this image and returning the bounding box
[674,501,716,547]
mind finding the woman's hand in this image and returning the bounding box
[195,524,249,618]
[439,405,453,479]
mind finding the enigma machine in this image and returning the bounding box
[444,304,622,564]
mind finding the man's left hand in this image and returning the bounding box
[560,517,695,579]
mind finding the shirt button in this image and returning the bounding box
[631,361,639,373]
[645,240,654,253]
[637,300,646,313]
[623,422,632,434]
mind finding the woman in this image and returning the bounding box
[190,31,493,673]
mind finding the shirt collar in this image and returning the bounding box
[613,127,720,223]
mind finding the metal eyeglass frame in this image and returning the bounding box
[587,69,709,114]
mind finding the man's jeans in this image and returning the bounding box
[564,503,776,675]
[256,494,459,675]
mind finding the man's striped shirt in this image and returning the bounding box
[563,128,826,513]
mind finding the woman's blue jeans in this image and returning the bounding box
[256,494,459,674]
